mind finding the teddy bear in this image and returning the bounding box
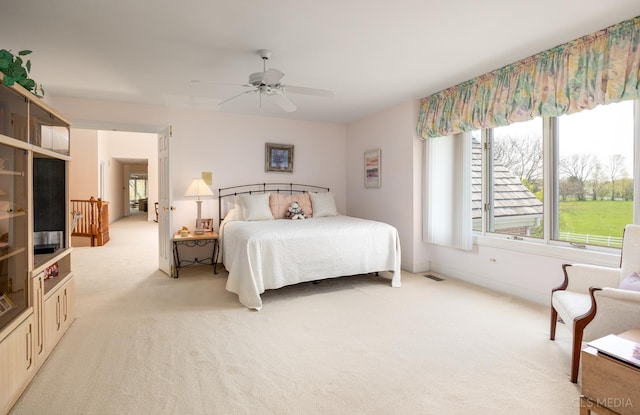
[286,201,306,220]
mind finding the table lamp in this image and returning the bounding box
[184,178,213,234]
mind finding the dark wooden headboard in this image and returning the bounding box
[218,183,330,225]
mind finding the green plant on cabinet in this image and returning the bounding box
[0,49,44,97]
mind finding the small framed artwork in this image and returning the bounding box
[0,293,14,317]
[364,149,381,188]
[198,218,214,232]
[265,143,294,173]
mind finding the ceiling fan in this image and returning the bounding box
[206,49,335,112]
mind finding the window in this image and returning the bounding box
[555,101,634,247]
[489,118,544,238]
[474,100,637,249]
[129,175,148,206]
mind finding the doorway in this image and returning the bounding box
[128,172,149,216]
[69,127,167,268]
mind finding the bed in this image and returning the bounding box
[218,183,401,310]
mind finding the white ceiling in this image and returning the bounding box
[1,1,639,124]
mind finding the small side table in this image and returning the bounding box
[172,230,219,278]
[580,329,640,415]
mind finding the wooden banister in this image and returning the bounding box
[70,197,110,246]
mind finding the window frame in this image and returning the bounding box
[473,100,639,267]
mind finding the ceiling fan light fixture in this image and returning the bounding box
[215,49,334,112]
[257,49,272,60]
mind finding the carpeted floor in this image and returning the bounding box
[10,215,582,414]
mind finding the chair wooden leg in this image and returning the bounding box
[570,334,582,383]
[571,322,586,383]
[570,288,601,383]
[550,306,558,341]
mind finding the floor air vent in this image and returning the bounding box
[423,274,444,282]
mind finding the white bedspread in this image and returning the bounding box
[222,216,401,309]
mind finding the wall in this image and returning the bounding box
[105,159,124,220]
[68,129,99,200]
[428,244,564,305]
[60,95,617,306]
[412,102,430,272]
[346,101,428,272]
[69,128,100,247]
[427,230,622,304]
[346,98,620,306]
[52,97,347,234]
[185,112,347,229]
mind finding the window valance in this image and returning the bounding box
[417,16,640,139]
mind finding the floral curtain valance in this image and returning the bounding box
[417,16,640,139]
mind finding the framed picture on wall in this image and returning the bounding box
[364,149,381,188]
[265,143,294,173]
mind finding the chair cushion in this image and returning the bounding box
[619,272,640,291]
[552,290,592,328]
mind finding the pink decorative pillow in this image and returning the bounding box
[619,272,640,291]
[269,193,313,219]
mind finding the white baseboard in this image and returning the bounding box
[429,261,549,306]
[401,260,430,274]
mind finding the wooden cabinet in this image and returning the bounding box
[32,273,44,364]
[0,84,28,143]
[33,254,74,368]
[33,251,75,367]
[0,314,34,415]
[0,73,73,415]
[0,142,29,336]
[581,330,640,415]
[43,274,74,357]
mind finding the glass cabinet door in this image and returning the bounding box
[29,103,70,156]
[0,84,29,143]
[0,143,28,330]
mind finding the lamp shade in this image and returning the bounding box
[184,178,213,199]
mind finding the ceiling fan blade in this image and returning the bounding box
[262,68,285,85]
[270,92,297,112]
[219,89,257,106]
[282,85,335,97]
[191,80,253,89]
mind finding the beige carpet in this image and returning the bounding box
[10,215,582,415]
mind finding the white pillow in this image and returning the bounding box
[237,193,274,221]
[309,192,338,217]
[223,208,239,222]
[219,208,238,238]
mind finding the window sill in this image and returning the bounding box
[473,234,621,267]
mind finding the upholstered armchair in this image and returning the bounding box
[550,224,640,383]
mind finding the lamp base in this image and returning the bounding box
[195,200,205,234]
